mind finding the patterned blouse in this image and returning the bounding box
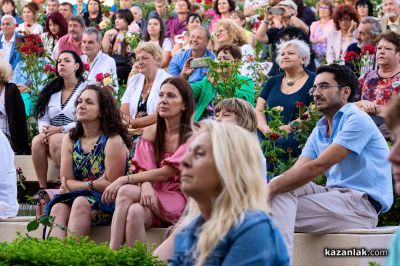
[358,70,400,106]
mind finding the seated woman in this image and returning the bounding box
[0,59,30,155]
[183,44,254,122]
[213,19,255,78]
[102,77,195,250]
[255,39,315,174]
[46,85,130,239]
[0,130,19,219]
[169,121,289,265]
[171,13,202,57]
[153,98,268,262]
[16,2,43,35]
[0,0,23,25]
[102,9,134,85]
[230,10,256,47]
[83,0,103,27]
[355,31,400,129]
[326,4,359,64]
[41,12,68,56]
[141,16,173,68]
[121,42,171,130]
[32,50,87,190]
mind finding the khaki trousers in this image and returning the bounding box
[271,182,378,259]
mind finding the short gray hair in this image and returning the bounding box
[190,25,211,40]
[47,0,60,5]
[1,15,16,25]
[276,39,311,67]
[360,16,382,38]
[68,15,85,28]
[83,27,102,43]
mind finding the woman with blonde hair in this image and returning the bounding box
[169,121,289,265]
[213,19,255,77]
[121,42,171,130]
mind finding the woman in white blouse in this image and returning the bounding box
[121,42,171,130]
[32,50,86,190]
[16,2,43,35]
[326,4,359,64]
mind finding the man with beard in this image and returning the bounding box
[267,64,393,261]
[345,16,382,77]
[53,15,85,58]
[380,0,400,34]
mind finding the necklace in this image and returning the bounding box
[286,71,306,86]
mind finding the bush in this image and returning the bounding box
[0,236,166,266]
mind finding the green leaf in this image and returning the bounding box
[27,219,39,232]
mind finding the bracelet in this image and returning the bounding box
[88,180,94,190]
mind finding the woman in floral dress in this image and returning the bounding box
[45,85,131,239]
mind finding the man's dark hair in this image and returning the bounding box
[60,2,73,12]
[316,64,358,102]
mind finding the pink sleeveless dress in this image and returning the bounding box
[130,138,188,226]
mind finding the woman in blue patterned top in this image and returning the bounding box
[46,85,131,239]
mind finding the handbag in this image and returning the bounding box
[36,189,60,218]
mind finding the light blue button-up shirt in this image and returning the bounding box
[301,103,393,213]
[167,48,216,84]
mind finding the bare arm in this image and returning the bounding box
[268,144,352,196]
[255,97,272,134]
[254,19,270,44]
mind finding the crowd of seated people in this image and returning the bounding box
[1,0,400,264]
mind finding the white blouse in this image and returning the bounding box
[16,23,43,35]
[38,81,87,133]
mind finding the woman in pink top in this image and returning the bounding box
[208,0,236,32]
[310,0,335,64]
[102,77,195,250]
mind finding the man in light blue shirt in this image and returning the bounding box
[168,26,215,83]
[268,64,393,259]
[384,94,400,266]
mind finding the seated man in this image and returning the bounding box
[0,129,18,219]
[385,95,400,266]
[168,26,215,83]
[80,27,118,92]
[268,64,393,259]
[345,16,382,78]
[0,15,21,70]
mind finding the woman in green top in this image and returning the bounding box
[187,44,254,121]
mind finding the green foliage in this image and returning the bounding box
[368,262,382,266]
[0,236,166,266]
[379,192,400,226]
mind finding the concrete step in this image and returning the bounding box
[0,217,397,266]
[15,155,60,183]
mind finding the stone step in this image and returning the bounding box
[15,155,60,183]
[0,217,397,266]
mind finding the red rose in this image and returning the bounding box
[269,133,280,140]
[267,156,275,162]
[287,147,293,154]
[247,55,254,62]
[196,0,202,3]
[104,11,110,17]
[43,10,47,15]
[37,47,43,54]
[362,44,376,55]
[95,73,104,82]
[295,101,305,108]
[83,63,90,71]
[44,64,51,72]
[300,113,309,120]
[344,51,360,62]
[205,0,213,5]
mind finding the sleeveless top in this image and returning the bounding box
[72,134,108,181]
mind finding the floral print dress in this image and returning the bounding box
[358,70,400,105]
[45,134,116,225]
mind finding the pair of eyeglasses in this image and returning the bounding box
[309,84,341,94]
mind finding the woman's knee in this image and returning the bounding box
[126,203,145,225]
[70,196,91,216]
[50,203,70,221]
[116,185,140,205]
[31,134,46,153]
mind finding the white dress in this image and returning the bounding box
[0,130,18,219]
[16,22,43,35]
